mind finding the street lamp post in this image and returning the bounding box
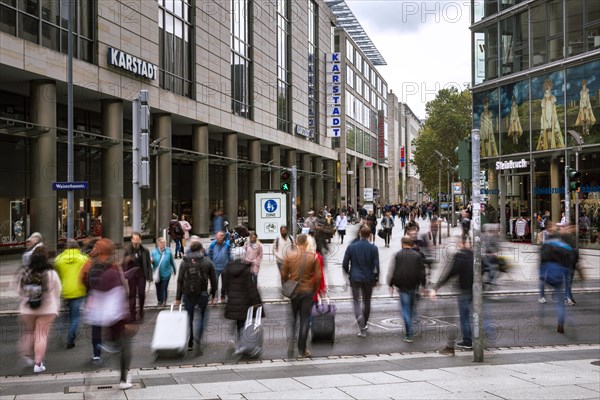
[567,130,584,248]
[434,150,452,239]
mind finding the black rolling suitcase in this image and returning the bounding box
[310,298,336,343]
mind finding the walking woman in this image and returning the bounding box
[381,211,394,247]
[244,232,263,286]
[335,212,348,244]
[151,237,176,306]
[17,246,62,373]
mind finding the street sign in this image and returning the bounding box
[52,181,89,190]
[364,188,374,201]
[255,192,287,240]
[453,182,462,195]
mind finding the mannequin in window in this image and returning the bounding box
[536,79,565,150]
[575,79,596,136]
[480,97,499,157]
[507,96,523,144]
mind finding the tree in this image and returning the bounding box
[412,88,472,196]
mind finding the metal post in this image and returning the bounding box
[132,99,141,233]
[291,165,298,239]
[471,129,483,362]
[66,0,74,239]
[575,150,579,249]
[438,160,442,245]
[564,149,570,223]
[447,167,450,237]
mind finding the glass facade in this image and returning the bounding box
[307,0,318,141]
[158,0,194,98]
[231,0,252,118]
[276,0,291,132]
[0,0,94,63]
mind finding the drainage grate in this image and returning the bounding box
[66,383,143,393]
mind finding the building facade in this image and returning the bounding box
[471,0,600,247]
[0,0,343,251]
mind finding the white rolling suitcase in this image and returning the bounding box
[151,304,189,357]
[236,306,263,358]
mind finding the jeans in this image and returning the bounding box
[539,278,546,298]
[155,277,170,304]
[351,281,373,327]
[215,269,226,298]
[547,269,566,326]
[127,268,146,320]
[565,268,574,301]
[457,292,473,345]
[183,293,209,347]
[399,289,417,338]
[174,238,183,257]
[290,293,313,354]
[65,296,85,345]
[92,325,102,358]
[384,228,392,246]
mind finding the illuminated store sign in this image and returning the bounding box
[108,48,158,80]
[326,52,342,137]
[495,159,529,170]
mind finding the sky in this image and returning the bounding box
[346,0,472,120]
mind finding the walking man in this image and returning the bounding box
[208,231,231,303]
[387,236,426,343]
[342,225,380,337]
[122,232,152,322]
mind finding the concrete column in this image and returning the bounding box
[154,114,172,237]
[550,159,560,223]
[248,139,261,229]
[268,145,281,190]
[339,152,348,207]
[325,160,335,210]
[192,125,209,236]
[349,156,356,208]
[30,80,57,251]
[313,156,324,211]
[301,153,312,214]
[224,133,238,225]
[100,100,123,245]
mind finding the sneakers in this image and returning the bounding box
[439,346,455,356]
[557,324,565,334]
[565,298,575,306]
[403,336,414,343]
[66,343,75,349]
[538,296,547,304]
[21,356,34,368]
[357,331,367,338]
[33,363,46,373]
[298,351,312,359]
[356,315,365,330]
[456,341,473,349]
[119,381,133,390]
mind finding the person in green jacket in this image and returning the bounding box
[54,239,89,349]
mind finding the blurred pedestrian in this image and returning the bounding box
[151,237,176,307]
[168,214,184,259]
[208,231,231,303]
[335,212,348,244]
[80,239,133,389]
[22,232,44,267]
[430,212,440,246]
[16,246,62,373]
[387,236,426,343]
[274,226,295,270]
[430,242,474,349]
[244,232,263,286]
[179,215,192,250]
[54,239,88,349]
[174,241,217,354]
[381,211,394,247]
[366,209,377,244]
[281,234,322,358]
[342,225,380,338]
[538,221,558,303]
[122,232,152,322]
[558,224,580,306]
[460,210,472,246]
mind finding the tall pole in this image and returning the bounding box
[66,0,74,239]
[291,165,298,239]
[471,129,484,362]
[132,99,141,233]
[564,149,570,223]
[575,149,580,249]
[438,160,442,245]
[447,167,450,237]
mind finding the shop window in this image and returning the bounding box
[566,60,600,145]
[473,89,500,158]
[531,71,566,151]
[500,79,530,155]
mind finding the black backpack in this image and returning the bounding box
[184,257,208,294]
[87,262,109,290]
[22,271,44,309]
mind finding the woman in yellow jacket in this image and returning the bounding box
[54,239,89,349]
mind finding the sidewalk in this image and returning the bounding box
[1,345,598,399]
[1,219,599,313]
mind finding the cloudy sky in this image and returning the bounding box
[346,0,472,119]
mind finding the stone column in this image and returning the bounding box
[313,156,323,211]
[359,162,366,206]
[30,80,57,251]
[349,156,357,208]
[339,152,348,207]
[224,133,238,225]
[325,159,335,210]
[154,114,172,237]
[550,159,560,223]
[248,139,261,229]
[101,100,124,245]
[301,153,312,214]
[268,145,281,191]
[192,124,209,236]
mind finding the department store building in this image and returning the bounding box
[471,0,600,248]
[0,0,359,251]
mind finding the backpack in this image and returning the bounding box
[170,221,183,237]
[22,270,45,309]
[183,257,208,294]
[87,262,110,290]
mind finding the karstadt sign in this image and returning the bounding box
[108,48,158,80]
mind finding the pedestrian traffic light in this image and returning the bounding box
[281,170,291,193]
[567,167,581,191]
[454,136,472,181]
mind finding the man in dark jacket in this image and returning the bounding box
[430,243,474,349]
[342,225,380,338]
[174,242,217,353]
[168,214,184,258]
[387,236,426,343]
[122,232,152,322]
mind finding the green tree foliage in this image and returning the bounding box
[412,88,472,196]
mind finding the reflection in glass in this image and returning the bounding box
[536,79,565,150]
[507,96,523,144]
[575,79,596,135]
[481,97,499,157]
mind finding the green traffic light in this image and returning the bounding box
[281,182,290,192]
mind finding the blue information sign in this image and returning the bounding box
[52,181,89,190]
[264,199,278,213]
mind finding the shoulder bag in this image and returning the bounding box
[281,254,307,299]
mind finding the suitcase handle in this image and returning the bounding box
[244,305,262,329]
[170,304,183,313]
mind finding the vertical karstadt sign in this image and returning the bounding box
[326,53,342,137]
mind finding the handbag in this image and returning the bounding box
[377,229,385,239]
[152,252,165,283]
[281,254,307,299]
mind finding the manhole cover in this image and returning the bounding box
[592,361,600,366]
[380,317,437,327]
[66,383,143,393]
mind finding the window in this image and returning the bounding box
[473,23,498,84]
[347,123,356,150]
[347,65,354,88]
[355,51,362,74]
[500,11,528,76]
[356,76,362,96]
[231,0,252,118]
[364,63,370,82]
[346,38,353,63]
[0,0,94,62]
[584,0,600,52]
[531,0,564,66]
[158,0,194,97]
[276,0,291,132]
[307,0,318,141]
